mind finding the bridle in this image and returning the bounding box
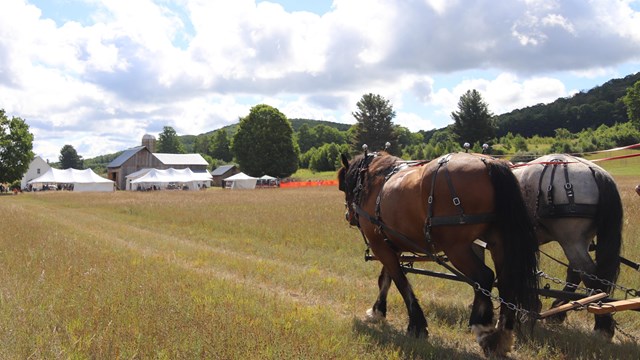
[344,152,378,227]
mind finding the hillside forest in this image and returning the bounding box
[83,72,640,176]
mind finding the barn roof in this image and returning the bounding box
[107,146,146,168]
[153,153,209,166]
[211,164,237,176]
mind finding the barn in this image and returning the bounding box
[211,164,240,187]
[107,135,210,190]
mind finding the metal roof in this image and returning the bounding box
[211,164,237,176]
[153,153,209,166]
[107,146,146,168]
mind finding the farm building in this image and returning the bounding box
[107,135,210,190]
[20,156,51,190]
[211,164,239,187]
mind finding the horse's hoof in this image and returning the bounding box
[594,328,614,341]
[472,325,513,357]
[365,308,385,322]
[407,325,428,339]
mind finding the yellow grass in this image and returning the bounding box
[1,180,639,359]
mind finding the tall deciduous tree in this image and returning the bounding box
[0,109,34,184]
[623,80,640,129]
[451,89,495,145]
[296,124,315,153]
[157,126,186,153]
[59,144,83,169]
[192,134,212,156]
[352,93,398,154]
[232,104,299,177]
[209,129,233,162]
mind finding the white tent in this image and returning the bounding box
[28,168,115,192]
[129,168,212,191]
[258,174,278,188]
[224,172,258,189]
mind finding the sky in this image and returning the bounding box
[1,0,639,162]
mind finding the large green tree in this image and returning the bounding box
[0,109,34,184]
[623,80,640,129]
[192,134,212,155]
[351,93,398,154]
[157,126,186,153]
[296,124,315,153]
[209,129,233,162]
[232,104,299,178]
[451,89,495,145]
[59,144,83,169]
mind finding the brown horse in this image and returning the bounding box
[338,151,539,357]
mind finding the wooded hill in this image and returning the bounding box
[493,72,640,138]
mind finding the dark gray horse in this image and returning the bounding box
[513,154,623,338]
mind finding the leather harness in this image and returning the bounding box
[535,158,598,219]
[350,153,496,254]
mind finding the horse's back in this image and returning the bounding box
[378,153,497,245]
[514,154,600,207]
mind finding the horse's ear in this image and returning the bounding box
[341,153,349,169]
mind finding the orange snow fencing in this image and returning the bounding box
[279,180,338,188]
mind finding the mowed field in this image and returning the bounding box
[1,177,640,359]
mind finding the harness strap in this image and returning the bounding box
[536,158,598,218]
[430,213,497,226]
[563,163,575,211]
[424,155,447,242]
[547,160,559,206]
[352,203,482,290]
[424,153,496,244]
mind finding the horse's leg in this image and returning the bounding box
[366,266,391,322]
[555,228,615,337]
[447,242,508,356]
[373,245,427,337]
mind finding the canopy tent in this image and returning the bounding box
[28,168,115,192]
[224,172,258,189]
[257,174,278,188]
[128,168,212,191]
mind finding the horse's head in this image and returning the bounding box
[338,153,362,226]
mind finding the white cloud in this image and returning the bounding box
[0,0,638,161]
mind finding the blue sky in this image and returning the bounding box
[1,0,639,161]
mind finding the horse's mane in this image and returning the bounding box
[344,152,400,198]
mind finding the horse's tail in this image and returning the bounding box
[488,161,540,312]
[592,169,622,290]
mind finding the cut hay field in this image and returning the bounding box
[1,178,640,359]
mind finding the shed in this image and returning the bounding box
[211,164,239,187]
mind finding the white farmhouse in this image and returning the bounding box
[20,156,51,190]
